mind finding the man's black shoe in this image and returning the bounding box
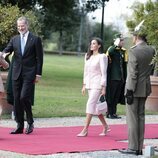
[25,124,34,134]
[118,149,137,155]
[155,148,158,152]
[136,150,143,155]
[10,128,23,134]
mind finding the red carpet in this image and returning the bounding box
[0,124,158,155]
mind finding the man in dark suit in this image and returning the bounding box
[0,16,43,134]
[119,22,155,155]
[105,33,127,119]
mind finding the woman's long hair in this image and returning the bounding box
[86,37,103,60]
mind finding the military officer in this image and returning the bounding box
[119,21,155,155]
[105,33,127,119]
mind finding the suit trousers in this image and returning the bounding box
[12,74,34,127]
[126,97,147,151]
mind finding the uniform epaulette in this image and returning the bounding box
[105,46,113,56]
[130,45,137,49]
[107,46,113,51]
[121,47,126,51]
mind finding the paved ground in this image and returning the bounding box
[0,115,158,158]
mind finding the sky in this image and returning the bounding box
[88,0,153,34]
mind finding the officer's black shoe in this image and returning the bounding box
[136,150,143,155]
[108,114,121,119]
[113,114,121,119]
[106,113,110,118]
[118,148,137,155]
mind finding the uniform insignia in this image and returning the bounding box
[121,47,126,51]
[130,45,137,49]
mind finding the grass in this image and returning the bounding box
[2,54,158,118]
[33,54,87,117]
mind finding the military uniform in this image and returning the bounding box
[105,45,127,118]
[125,42,155,153]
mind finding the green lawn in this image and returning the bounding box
[33,54,88,117]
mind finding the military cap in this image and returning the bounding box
[132,20,147,37]
[114,33,124,40]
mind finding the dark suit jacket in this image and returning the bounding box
[3,32,43,81]
[6,56,35,105]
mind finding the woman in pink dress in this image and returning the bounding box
[77,37,110,137]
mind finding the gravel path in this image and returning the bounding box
[0,115,158,158]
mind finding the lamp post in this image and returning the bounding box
[100,0,109,44]
[77,0,87,56]
[77,7,85,56]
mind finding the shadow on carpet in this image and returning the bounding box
[0,124,158,155]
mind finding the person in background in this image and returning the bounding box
[119,21,155,155]
[0,55,9,115]
[77,37,110,137]
[105,33,127,119]
[0,16,43,134]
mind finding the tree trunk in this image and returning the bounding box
[59,30,63,55]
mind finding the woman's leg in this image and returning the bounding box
[77,89,100,136]
[98,114,110,135]
[84,113,93,130]
[98,114,107,128]
[77,113,92,136]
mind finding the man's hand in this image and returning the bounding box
[34,75,41,83]
[125,89,133,105]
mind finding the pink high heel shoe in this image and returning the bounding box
[77,129,88,137]
[99,125,111,136]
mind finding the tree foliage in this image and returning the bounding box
[0,0,36,10]
[126,0,158,69]
[126,0,158,48]
[86,0,110,12]
[0,4,42,50]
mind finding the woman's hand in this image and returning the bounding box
[101,86,106,96]
[82,84,86,96]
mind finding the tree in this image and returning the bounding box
[0,4,20,49]
[0,4,42,50]
[86,0,108,12]
[0,0,36,10]
[126,0,158,70]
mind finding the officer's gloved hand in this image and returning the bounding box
[125,89,133,105]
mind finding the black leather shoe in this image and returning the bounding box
[10,128,23,134]
[136,150,143,155]
[118,149,137,155]
[106,114,110,118]
[155,148,158,152]
[25,124,34,134]
[108,114,121,119]
[113,114,121,119]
